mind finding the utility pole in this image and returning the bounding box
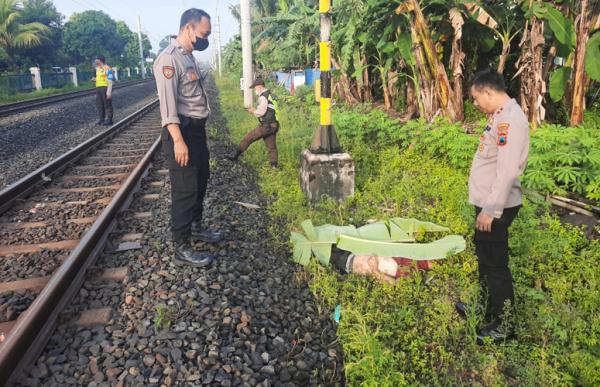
[216,15,223,77]
[310,0,340,153]
[240,0,253,107]
[300,1,354,203]
[137,15,146,79]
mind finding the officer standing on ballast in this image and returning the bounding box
[455,69,530,344]
[227,78,280,168]
[153,8,222,266]
[93,55,114,125]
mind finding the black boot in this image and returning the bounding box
[226,149,242,161]
[454,301,470,319]
[270,161,278,169]
[191,222,223,243]
[476,320,516,345]
[96,118,104,125]
[173,243,214,267]
[103,119,113,126]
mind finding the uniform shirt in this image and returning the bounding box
[96,65,114,87]
[254,92,269,117]
[468,98,530,218]
[153,41,210,127]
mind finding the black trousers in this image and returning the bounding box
[474,205,521,322]
[95,86,113,121]
[161,116,210,244]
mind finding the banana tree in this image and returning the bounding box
[0,0,49,69]
[291,218,466,267]
[570,0,590,125]
[396,0,461,122]
[464,2,522,75]
[514,0,548,128]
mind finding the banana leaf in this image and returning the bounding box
[389,218,450,238]
[290,218,465,267]
[336,235,466,261]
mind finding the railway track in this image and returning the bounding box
[0,78,153,118]
[0,99,162,384]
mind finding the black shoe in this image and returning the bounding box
[455,301,470,319]
[96,119,104,125]
[191,224,223,243]
[270,162,279,169]
[103,119,113,126]
[225,150,241,161]
[476,321,515,345]
[173,243,214,267]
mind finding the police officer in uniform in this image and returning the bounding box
[153,8,222,266]
[227,78,279,168]
[456,69,530,344]
[93,55,114,125]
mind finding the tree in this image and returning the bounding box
[570,0,590,125]
[62,10,126,65]
[396,0,460,122]
[115,21,151,68]
[0,0,49,69]
[15,0,64,68]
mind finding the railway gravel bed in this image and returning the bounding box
[0,81,157,189]
[16,77,344,386]
[0,106,161,356]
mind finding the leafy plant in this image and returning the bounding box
[291,218,465,266]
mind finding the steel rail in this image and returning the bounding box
[0,78,154,118]
[0,99,159,215]
[0,121,162,386]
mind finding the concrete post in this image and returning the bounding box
[69,66,78,87]
[126,67,131,78]
[29,67,42,91]
[300,0,354,203]
[113,67,119,81]
[240,0,254,107]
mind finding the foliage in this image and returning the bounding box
[220,0,598,126]
[62,10,126,66]
[12,0,64,68]
[115,20,151,69]
[0,80,93,103]
[585,31,600,82]
[221,34,242,75]
[291,218,465,266]
[216,75,600,385]
[523,124,600,200]
[0,0,49,68]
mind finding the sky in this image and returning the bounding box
[53,0,240,62]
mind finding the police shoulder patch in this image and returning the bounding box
[162,66,175,79]
[497,123,509,146]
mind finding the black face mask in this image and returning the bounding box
[193,37,209,51]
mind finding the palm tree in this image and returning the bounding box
[0,0,49,69]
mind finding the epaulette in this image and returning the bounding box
[163,45,177,55]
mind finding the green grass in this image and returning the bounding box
[0,81,96,104]
[215,75,600,386]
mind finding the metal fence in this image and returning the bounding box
[0,74,35,95]
[79,71,95,83]
[40,72,72,89]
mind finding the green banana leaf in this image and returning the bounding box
[336,235,466,261]
[389,218,450,238]
[290,218,465,267]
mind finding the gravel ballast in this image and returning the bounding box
[0,81,157,189]
[16,77,344,386]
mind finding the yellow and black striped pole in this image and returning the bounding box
[310,0,341,154]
